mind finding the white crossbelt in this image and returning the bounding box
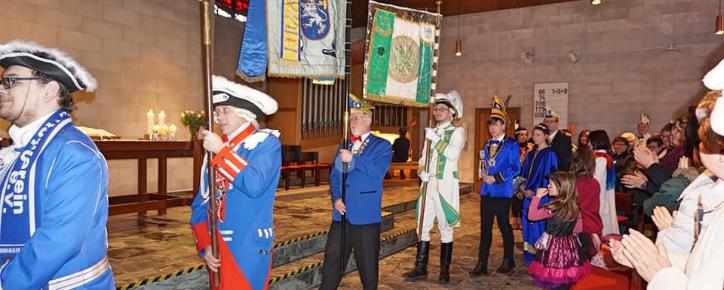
[48,257,110,290]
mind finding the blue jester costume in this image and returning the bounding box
[520,145,558,264]
[0,40,114,289]
[191,75,281,290]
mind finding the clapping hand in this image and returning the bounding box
[620,229,672,282]
[652,206,676,231]
[633,145,659,169]
[621,171,648,189]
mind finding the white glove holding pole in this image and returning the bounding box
[425,128,441,143]
[418,171,430,182]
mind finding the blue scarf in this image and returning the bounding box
[0,110,72,260]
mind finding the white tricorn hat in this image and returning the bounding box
[212,75,278,117]
[434,90,464,118]
[0,39,97,92]
[703,58,724,135]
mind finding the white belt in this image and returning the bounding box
[48,257,110,290]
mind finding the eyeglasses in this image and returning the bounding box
[0,77,45,90]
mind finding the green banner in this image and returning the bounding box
[366,9,394,96]
[415,38,433,104]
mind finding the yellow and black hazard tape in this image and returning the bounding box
[116,264,206,290]
[268,261,324,284]
[381,227,416,242]
[273,230,329,248]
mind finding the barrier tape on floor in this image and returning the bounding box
[116,264,206,290]
[269,261,324,284]
[268,227,417,286]
[273,230,328,248]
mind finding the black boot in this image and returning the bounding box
[439,242,453,284]
[496,257,515,274]
[404,241,429,281]
[469,261,487,276]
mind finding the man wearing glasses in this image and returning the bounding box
[0,40,115,289]
[405,91,465,284]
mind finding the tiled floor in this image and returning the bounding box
[108,181,536,289]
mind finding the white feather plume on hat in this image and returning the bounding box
[0,39,96,92]
[703,58,723,135]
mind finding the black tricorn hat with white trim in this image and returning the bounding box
[0,40,97,92]
[212,75,278,117]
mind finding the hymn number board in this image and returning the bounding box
[533,82,569,126]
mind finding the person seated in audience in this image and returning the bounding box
[646,135,665,156]
[642,155,701,217]
[610,87,724,289]
[612,136,635,192]
[659,115,686,171]
[659,122,675,152]
[620,132,637,147]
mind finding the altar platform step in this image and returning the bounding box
[118,227,418,290]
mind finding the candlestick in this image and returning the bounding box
[158,110,166,126]
[146,109,155,139]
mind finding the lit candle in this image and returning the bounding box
[146,109,155,138]
[158,110,166,126]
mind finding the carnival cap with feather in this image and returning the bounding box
[434,90,463,118]
[0,40,97,92]
[489,95,510,123]
[702,58,724,135]
[212,75,278,117]
[640,112,650,124]
[544,105,560,120]
[348,93,374,114]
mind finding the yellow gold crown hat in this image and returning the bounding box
[490,95,510,123]
[349,93,374,114]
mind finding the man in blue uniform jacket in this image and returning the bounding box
[0,40,114,289]
[319,95,392,290]
[470,95,521,276]
[192,75,281,290]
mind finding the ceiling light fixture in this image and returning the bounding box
[455,0,462,56]
[717,0,723,35]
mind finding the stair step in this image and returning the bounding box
[271,210,393,267]
[269,227,417,290]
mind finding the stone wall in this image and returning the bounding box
[435,0,724,183]
[0,0,217,195]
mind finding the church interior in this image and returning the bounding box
[0,0,722,289]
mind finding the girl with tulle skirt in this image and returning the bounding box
[527,172,591,290]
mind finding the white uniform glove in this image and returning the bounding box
[418,171,430,182]
[425,128,441,143]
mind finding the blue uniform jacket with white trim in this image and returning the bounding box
[0,124,114,290]
[190,129,281,290]
[330,134,392,225]
[480,138,521,198]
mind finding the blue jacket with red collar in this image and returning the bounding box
[480,137,521,198]
[191,126,281,290]
[330,134,392,225]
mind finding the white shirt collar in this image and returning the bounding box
[8,111,56,148]
[225,122,252,143]
[549,130,558,141]
[436,120,452,129]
